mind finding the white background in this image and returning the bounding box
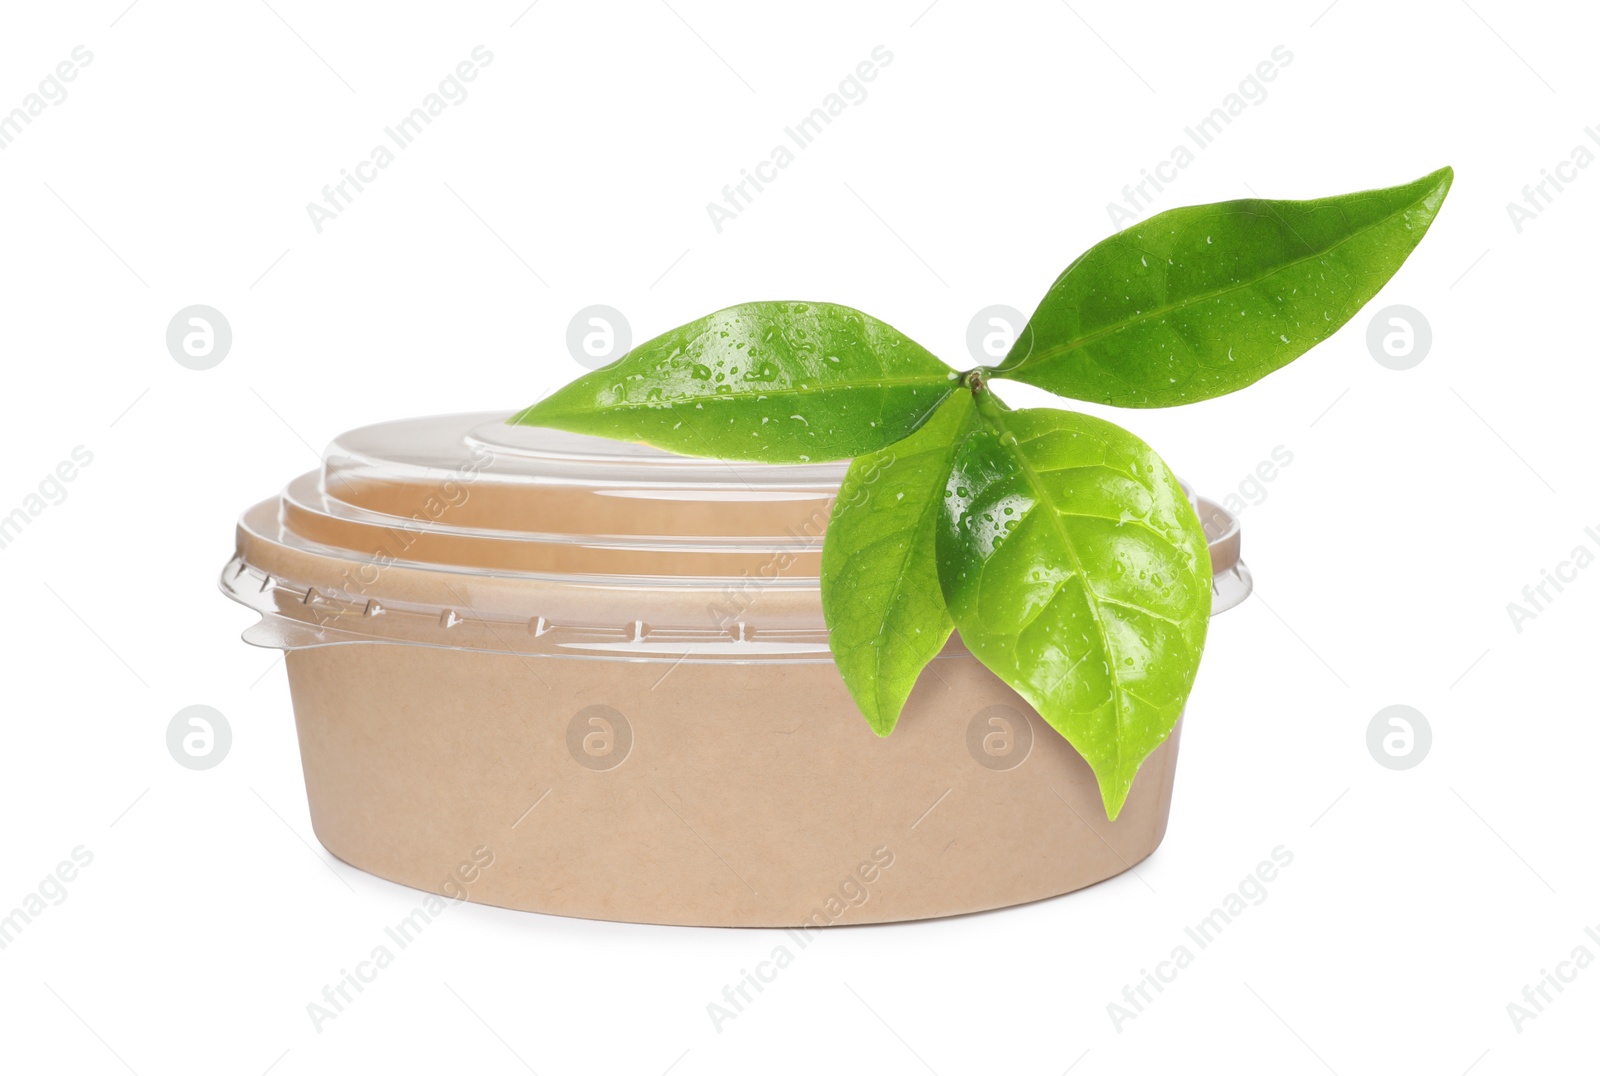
[0,0,1594,1073]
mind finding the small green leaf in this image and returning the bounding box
[821,390,980,735]
[936,401,1211,818]
[996,166,1453,407]
[512,301,959,463]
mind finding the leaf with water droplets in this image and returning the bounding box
[996,167,1453,407]
[821,390,979,735]
[511,301,959,462]
[937,404,1211,818]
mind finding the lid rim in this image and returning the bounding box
[225,411,1251,657]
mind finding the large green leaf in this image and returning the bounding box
[995,167,1453,407]
[821,390,979,735]
[512,301,959,462]
[936,401,1211,818]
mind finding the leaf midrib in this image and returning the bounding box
[983,409,1140,777]
[835,413,967,721]
[546,373,960,415]
[870,478,950,719]
[1001,193,1428,378]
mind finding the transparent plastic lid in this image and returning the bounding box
[270,411,847,579]
[222,411,1250,658]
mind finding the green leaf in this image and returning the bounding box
[511,301,960,463]
[936,401,1211,818]
[821,389,980,735]
[995,166,1453,407]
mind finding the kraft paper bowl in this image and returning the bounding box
[221,412,1250,927]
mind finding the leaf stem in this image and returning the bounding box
[966,368,1012,424]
